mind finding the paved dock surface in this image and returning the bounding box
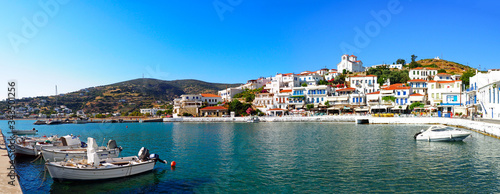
[0,129,23,194]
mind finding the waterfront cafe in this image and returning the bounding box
[267,108,286,116]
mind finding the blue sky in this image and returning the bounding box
[1,0,499,98]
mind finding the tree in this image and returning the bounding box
[324,101,330,106]
[318,79,328,85]
[301,83,308,87]
[409,102,424,111]
[411,54,418,63]
[438,69,447,73]
[460,69,476,88]
[306,104,314,110]
[382,96,396,103]
[396,58,406,65]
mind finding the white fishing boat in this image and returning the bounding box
[14,135,80,156]
[46,137,167,181]
[9,128,38,135]
[414,125,471,142]
[42,139,122,162]
[14,136,60,156]
[34,120,47,125]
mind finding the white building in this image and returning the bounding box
[275,89,292,109]
[337,54,364,73]
[140,108,166,116]
[408,79,428,96]
[201,94,222,105]
[325,69,340,81]
[428,80,463,113]
[297,72,324,86]
[347,75,379,94]
[467,69,500,119]
[218,87,243,102]
[409,67,438,81]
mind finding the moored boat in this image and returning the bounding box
[9,128,38,135]
[46,137,167,181]
[47,120,63,125]
[42,139,122,162]
[414,125,471,142]
[34,120,47,125]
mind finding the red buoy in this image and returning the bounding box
[171,161,176,167]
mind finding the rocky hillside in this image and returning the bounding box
[2,78,241,114]
[415,59,474,75]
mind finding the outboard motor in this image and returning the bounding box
[138,147,150,161]
[149,153,167,164]
[107,140,118,149]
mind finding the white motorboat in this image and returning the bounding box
[8,128,38,135]
[414,125,471,141]
[46,137,167,181]
[246,116,260,123]
[42,139,122,162]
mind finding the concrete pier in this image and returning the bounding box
[0,129,23,193]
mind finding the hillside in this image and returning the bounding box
[2,79,241,114]
[414,59,474,75]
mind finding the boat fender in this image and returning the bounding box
[16,138,22,144]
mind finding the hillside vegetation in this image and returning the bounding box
[1,78,240,114]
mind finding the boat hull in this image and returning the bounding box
[416,133,470,142]
[42,148,121,162]
[14,144,36,156]
[46,159,156,181]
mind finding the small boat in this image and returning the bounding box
[34,120,47,125]
[414,125,471,142]
[246,116,260,123]
[8,128,38,135]
[46,137,167,181]
[42,139,122,162]
[14,135,80,156]
[47,120,63,125]
[14,135,60,156]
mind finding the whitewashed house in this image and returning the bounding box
[347,75,379,94]
[466,69,500,119]
[409,67,438,81]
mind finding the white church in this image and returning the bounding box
[337,54,365,73]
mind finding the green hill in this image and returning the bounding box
[2,78,241,115]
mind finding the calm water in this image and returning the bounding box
[2,120,500,193]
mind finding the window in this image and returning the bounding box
[431,85,434,89]
[405,98,408,104]
[403,91,406,95]
[413,71,415,75]
[432,93,434,98]
[396,99,399,103]
[397,91,400,96]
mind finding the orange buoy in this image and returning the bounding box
[126,126,128,128]
[171,161,176,167]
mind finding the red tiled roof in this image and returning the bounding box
[366,91,380,95]
[283,73,294,76]
[354,60,361,63]
[412,67,438,70]
[437,73,450,75]
[410,93,424,96]
[280,89,292,93]
[336,87,356,92]
[383,84,410,90]
[268,108,286,111]
[350,74,377,78]
[350,55,356,57]
[428,80,437,83]
[201,94,221,98]
[438,80,461,84]
[408,79,427,82]
[200,106,227,110]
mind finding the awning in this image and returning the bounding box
[370,105,389,109]
[391,105,408,110]
[354,107,369,112]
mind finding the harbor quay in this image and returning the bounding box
[0,129,23,194]
[164,116,500,138]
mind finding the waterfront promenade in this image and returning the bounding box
[165,115,500,138]
[0,129,23,194]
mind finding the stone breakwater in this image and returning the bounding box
[164,116,500,138]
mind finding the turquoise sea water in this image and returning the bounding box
[2,120,500,193]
